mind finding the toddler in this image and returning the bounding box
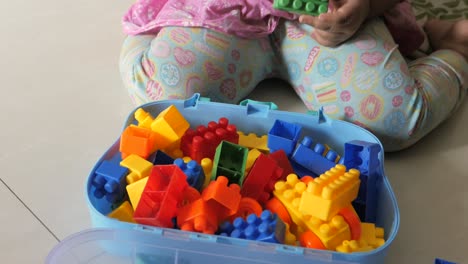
[119,0,468,151]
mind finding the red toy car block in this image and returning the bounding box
[241,154,284,205]
[133,165,188,228]
[180,118,239,162]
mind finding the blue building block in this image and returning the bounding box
[290,136,339,176]
[149,150,174,165]
[174,158,205,191]
[268,120,302,157]
[344,140,382,223]
[92,159,129,203]
[291,160,317,178]
[435,258,457,264]
[229,210,286,244]
[218,221,235,236]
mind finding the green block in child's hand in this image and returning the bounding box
[273,0,328,16]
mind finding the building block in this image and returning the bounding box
[273,0,328,16]
[237,131,269,153]
[335,239,374,253]
[120,125,157,159]
[108,201,136,223]
[268,149,295,181]
[126,177,149,209]
[177,198,219,234]
[229,210,286,244]
[150,105,190,150]
[245,148,262,173]
[230,197,263,221]
[181,186,201,207]
[92,159,129,203]
[291,136,340,177]
[202,176,241,220]
[344,140,382,223]
[120,154,154,184]
[211,141,248,186]
[149,150,175,165]
[133,165,188,228]
[180,117,239,162]
[435,259,457,264]
[273,174,351,249]
[291,160,316,178]
[200,158,213,188]
[360,223,385,249]
[174,158,205,191]
[299,231,326,250]
[265,197,293,228]
[338,207,362,241]
[240,153,284,205]
[299,164,361,221]
[267,119,302,156]
[134,108,154,129]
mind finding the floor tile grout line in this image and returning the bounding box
[0,177,60,242]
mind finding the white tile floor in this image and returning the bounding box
[0,0,467,263]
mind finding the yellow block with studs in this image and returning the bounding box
[120,154,153,185]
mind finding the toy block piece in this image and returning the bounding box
[120,125,157,159]
[299,164,361,221]
[181,117,238,162]
[108,201,136,223]
[291,136,339,176]
[435,259,457,264]
[305,214,352,250]
[202,176,241,219]
[218,221,235,236]
[181,186,201,207]
[149,150,174,165]
[267,119,302,156]
[174,158,205,191]
[150,105,190,149]
[344,140,382,223]
[245,148,262,173]
[200,158,213,188]
[230,197,263,221]
[133,165,188,228]
[338,206,362,241]
[273,0,328,16]
[120,154,153,184]
[291,159,317,178]
[92,160,129,203]
[360,223,385,249]
[237,131,269,153]
[126,176,149,209]
[299,231,326,250]
[177,198,219,234]
[265,197,293,228]
[241,154,284,205]
[335,239,374,253]
[211,141,248,186]
[284,223,298,246]
[268,149,295,181]
[230,210,286,244]
[134,108,154,129]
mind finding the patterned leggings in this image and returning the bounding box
[119,19,468,151]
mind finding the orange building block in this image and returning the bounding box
[150,105,190,149]
[108,201,136,223]
[177,198,219,234]
[120,125,157,159]
[202,176,241,219]
[229,197,263,221]
[273,174,352,249]
[237,131,269,153]
[299,164,361,221]
[299,231,326,250]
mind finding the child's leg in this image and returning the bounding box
[273,19,467,151]
[119,27,277,106]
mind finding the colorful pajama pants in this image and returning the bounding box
[119,18,468,151]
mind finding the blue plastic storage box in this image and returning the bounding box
[46,94,400,264]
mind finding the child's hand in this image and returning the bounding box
[299,0,370,47]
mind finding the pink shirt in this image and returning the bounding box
[122,0,297,38]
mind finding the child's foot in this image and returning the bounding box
[424,19,468,61]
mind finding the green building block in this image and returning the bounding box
[273,0,328,16]
[211,141,248,186]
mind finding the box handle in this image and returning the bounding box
[307,107,332,125]
[240,99,278,118]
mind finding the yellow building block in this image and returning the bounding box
[361,223,385,248]
[336,239,374,253]
[108,201,136,223]
[245,148,262,173]
[150,105,190,149]
[134,108,154,129]
[237,132,269,153]
[120,154,154,184]
[273,174,351,250]
[201,158,213,188]
[126,177,149,209]
[299,164,360,221]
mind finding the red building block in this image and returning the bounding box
[240,154,284,205]
[133,165,188,228]
[202,176,241,220]
[268,149,295,181]
[180,118,239,162]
